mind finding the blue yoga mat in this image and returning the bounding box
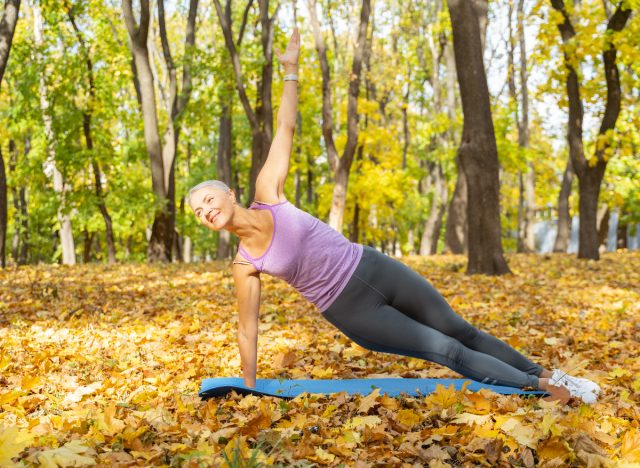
[199,377,545,400]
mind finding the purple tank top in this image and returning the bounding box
[238,200,363,312]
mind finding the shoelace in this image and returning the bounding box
[552,370,601,393]
[550,371,599,403]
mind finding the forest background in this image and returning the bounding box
[1,1,640,466]
[0,0,638,269]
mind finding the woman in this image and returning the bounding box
[189,29,600,404]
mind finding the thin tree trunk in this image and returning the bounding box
[550,0,631,260]
[157,0,199,262]
[518,0,535,252]
[34,3,75,265]
[309,0,371,233]
[122,0,168,261]
[597,205,609,251]
[553,155,574,252]
[443,32,466,254]
[0,146,6,267]
[216,103,233,260]
[0,0,21,265]
[67,8,117,264]
[420,6,448,256]
[83,228,94,263]
[122,0,198,261]
[446,0,510,275]
[294,111,303,207]
[445,158,467,254]
[306,151,314,206]
[0,0,20,84]
[9,138,28,264]
[420,163,448,255]
[213,0,273,204]
[616,214,627,249]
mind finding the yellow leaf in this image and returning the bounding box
[541,414,563,437]
[0,426,34,466]
[310,365,334,379]
[464,392,492,414]
[0,390,23,406]
[321,404,337,418]
[21,375,42,392]
[620,429,640,462]
[347,415,381,429]
[396,409,421,429]
[608,367,630,379]
[452,413,492,426]
[537,438,570,462]
[425,384,459,408]
[309,447,335,464]
[496,417,539,448]
[342,344,368,359]
[358,388,380,413]
[472,422,500,439]
[30,440,96,467]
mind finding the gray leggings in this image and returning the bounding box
[322,246,543,389]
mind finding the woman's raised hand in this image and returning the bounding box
[276,28,300,70]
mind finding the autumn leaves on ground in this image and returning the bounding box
[1,252,639,467]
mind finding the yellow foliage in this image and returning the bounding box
[0,252,638,465]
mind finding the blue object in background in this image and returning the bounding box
[199,377,546,400]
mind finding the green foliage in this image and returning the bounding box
[0,0,638,264]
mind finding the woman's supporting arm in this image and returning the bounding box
[255,29,300,202]
[233,263,261,388]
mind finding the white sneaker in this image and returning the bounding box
[550,369,601,404]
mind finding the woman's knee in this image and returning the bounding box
[452,324,479,344]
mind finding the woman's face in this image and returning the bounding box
[191,187,236,231]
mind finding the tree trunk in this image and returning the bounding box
[309,0,371,233]
[0,146,6,267]
[9,138,28,264]
[216,103,233,259]
[616,215,627,249]
[34,4,75,265]
[0,1,20,265]
[550,0,631,260]
[553,155,574,252]
[159,0,199,262]
[83,228,94,263]
[122,0,168,261]
[67,6,117,264]
[123,0,199,261]
[213,0,272,204]
[597,205,609,251]
[510,0,535,253]
[443,28,466,254]
[294,111,303,208]
[445,159,467,254]
[446,0,510,275]
[0,0,20,84]
[420,163,448,255]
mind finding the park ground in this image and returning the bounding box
[0,252,639,466]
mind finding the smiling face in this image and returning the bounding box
[190,186,236,231]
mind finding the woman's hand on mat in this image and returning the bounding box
[276,28,300,71]
[244,376,256,388]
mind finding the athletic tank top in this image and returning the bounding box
[238,200,363,312]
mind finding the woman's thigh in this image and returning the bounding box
[323,300,461,361]
[358,249,476,339]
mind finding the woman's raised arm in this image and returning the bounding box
[254,28,300,203]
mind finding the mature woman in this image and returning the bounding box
[189,29,600,404]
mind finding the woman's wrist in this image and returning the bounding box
[283,64,298,75]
